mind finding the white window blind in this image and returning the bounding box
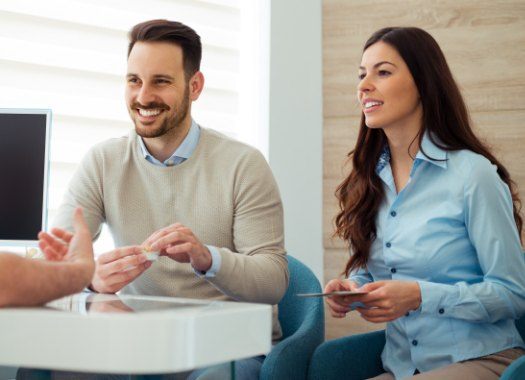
[0,0,268,253]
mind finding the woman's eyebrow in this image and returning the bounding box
[359,61,397,70]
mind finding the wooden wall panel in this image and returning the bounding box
[323,0,525,339]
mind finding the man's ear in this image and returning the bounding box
[189,71,205,101]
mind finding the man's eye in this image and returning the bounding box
[127,78,139,84]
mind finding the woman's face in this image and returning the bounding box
[357,41,422,133]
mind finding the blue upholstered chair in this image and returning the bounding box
[308,328,385,380]
[309,317,525,379]
[260,255,325,380]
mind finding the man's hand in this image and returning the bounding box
[144,223,212,272]
[324,279,361,318]
[38,207,95,285]
[39,215,151,294]
[354,280,422,323]
[90,247,151,293]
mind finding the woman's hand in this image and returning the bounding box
[356,280,421,323]
[324,278,361,318]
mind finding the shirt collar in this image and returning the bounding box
[375,131,448,175]
[138,119,200,166]
[415,132,448,169]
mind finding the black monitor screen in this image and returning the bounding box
[0,112,49,242]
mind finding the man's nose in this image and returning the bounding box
[136,84,156,105]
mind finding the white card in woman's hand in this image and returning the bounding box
[296,290,368,298]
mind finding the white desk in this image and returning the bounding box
[0,293,272,375]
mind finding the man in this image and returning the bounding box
[49,19,288,379]
[0,208,94,308]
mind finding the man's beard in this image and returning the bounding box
[132,85,190,138]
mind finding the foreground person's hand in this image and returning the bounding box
[38,207,96,286]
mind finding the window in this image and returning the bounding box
[0,0,268,253]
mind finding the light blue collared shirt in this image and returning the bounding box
[138,120,221,277]
[350,133,525,378]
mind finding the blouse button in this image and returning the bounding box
[390,211,397,217]
[390,268,397,274]
[386,242,392,248]
[439,308,445,314]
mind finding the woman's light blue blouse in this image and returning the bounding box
[349,133,525,379]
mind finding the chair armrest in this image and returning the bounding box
[308,330,386,380]
[260,323,324,380]
[501,354,525,380]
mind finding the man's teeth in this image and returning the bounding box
[364,101,383,109]
[138,109,162,117]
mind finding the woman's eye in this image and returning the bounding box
[358,73,366,80]
[378,70,391,76]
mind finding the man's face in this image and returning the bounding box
[125,41,191,138]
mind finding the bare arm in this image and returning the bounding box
[0,254,92,307]
[0,208,95,307]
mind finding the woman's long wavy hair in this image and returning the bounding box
[335,27,523,276]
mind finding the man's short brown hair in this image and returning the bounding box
[128,19,202,80]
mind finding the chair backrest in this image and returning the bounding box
[278,255,324,339]
[516,316,525,340]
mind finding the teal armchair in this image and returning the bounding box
[260,255,325,380]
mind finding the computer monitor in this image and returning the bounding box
[0,109,51,246]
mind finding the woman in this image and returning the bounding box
[325,27,525,379]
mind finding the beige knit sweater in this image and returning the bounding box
[54,127,288,339]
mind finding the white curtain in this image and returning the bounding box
[0,0,266,252]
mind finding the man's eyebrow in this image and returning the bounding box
[359,61,397,70]
[153,74,175,80]
[125,74,176,80]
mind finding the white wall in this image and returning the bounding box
[268,0,323,281]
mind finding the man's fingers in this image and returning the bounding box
[49,228,74,244]
[38,232,69,255]
[163,251,191,263]
[104,261,152,290]
[72,207,88,230]
[143,223,185,247]
[40,244,62,261]
[98,246,144,265]
[97,254,148,278]
[142,229,167,248]
[151,231,191,251]
[165,242,193,255]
